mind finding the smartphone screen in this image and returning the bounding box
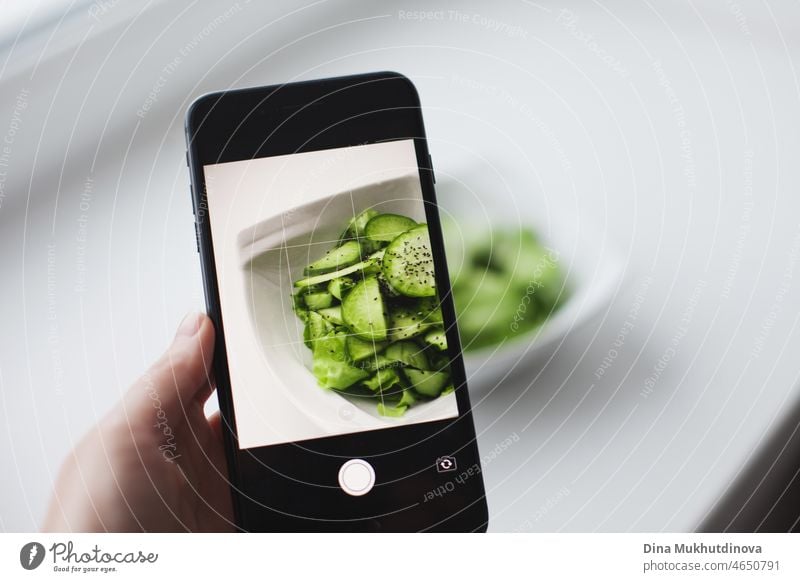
[188,73,487,531]
[203,139,459,449]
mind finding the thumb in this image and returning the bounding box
[123,312,216,427]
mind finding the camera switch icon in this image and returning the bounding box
[435,455,457,473]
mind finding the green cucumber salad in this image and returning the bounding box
[292,209,453,417]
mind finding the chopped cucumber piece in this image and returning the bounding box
[452,269,524,350]
[388,298,442,340]
[427,351,451,372]
[328,276,354,300]
[355,354,396,372]
[362,368,400,392]
[304,291,333,310]
[303,311,333,349]
[346,335,388,362]
[341,209,378,240]
[423,327,448,351]
[476,229,549,287]
[444,226,567,351]
[382,225,436,297]
[312,332,369,389]
[384,340,430,370]
[317,306,343,326]
[294,250,383,288]
[365,213,417,242]
[377,272,401,298]
[376,387,417,417]
[397,388,417,407]
[303,240,361,275]
[341,276,387,341]
[404,368,450,397]
[341,209,383,254]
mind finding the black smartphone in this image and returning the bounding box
[185,71,488,532]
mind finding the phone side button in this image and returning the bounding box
[428,154,435,183]
[194,221,200,253]
[338,459,375,497]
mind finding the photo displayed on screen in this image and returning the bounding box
[203,140,459,449]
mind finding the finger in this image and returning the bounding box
[124,312,216,426]
[208,410,224,445]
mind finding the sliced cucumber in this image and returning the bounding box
[480,229,552,288]
[384,340,430,370]
[355,353,396,372]
[346,335,388,362]
[292,292,306,310]
[397,388,417,407]
[362,368,400,392]
[341,276,387,341]
[388,313,429,340]
[304,291,333,310]
[382,224,436,297]
[423,327,448,351]
[376,387,416,417]
[303,311,333,349]
[423,298,444,325]
[341,209,378,240]
[339,383,380,398]
[377,272,401,298]
[427,351,451,372]
[341,209,383,254]
[328,276,354,300]
[452,269,522,349]
[404,368,450,397]
[294,250,383,288]
[303,240,361,276]
[365,213,417,242]
[317,306,343,325]
[311,331,369,389]
[387,298,442,340]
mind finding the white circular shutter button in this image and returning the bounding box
[338,459,375,496]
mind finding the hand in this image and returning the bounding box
[42,313,234,532]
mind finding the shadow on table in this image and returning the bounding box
[700,390,800,532]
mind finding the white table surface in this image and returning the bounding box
[1,0,799,532]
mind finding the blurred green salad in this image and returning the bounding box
[444,222,566,351]
[292,210,453,417]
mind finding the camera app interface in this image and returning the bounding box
[203,140,459,449]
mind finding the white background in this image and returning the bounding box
[1,0,800,532]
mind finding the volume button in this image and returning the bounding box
[194,221,200,253]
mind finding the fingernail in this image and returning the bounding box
[176,312,202,338]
